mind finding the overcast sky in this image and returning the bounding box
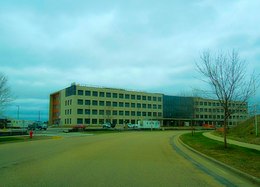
[1,0,260,121]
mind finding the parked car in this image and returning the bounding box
[72,124,86,130]
[127,123,138,128]
[102,122,116,128]
[28,121,47,130]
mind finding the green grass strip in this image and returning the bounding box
[180,132,260,178]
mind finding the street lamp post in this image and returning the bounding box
[17,105,20,120]
[255,104,258,137]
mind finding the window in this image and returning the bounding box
[106,101,111,106]
[112,119,117,125]
[113,102,118,107]
[92,119,97,124]
[92,91,98,96]
[85,100,91,105]
[119,102,124,107]
[78,90,83,95]
[153,112,157,116]
[158,97,162,102]
[99,101,105,106]
[125,111,130,116]
[148,112,152,116]
[77,118,83,124]
[106,92,111,98]
[85,90,91,96]
[131,103,135,108]
[142,112,146,116]
[153,104,157,109]
[142,96,146,100]
[92,100,98,106]
[119,111,124,116]
[148,104,152,109]
[137,95,141,100]
[142,104,146,108]
[77,109,83,114]
[131,111,135,116]
[85,118,90,124]
[125,94,130,99]
[77,99,83,105]
[113,93,118,98]
[119,94,124,99]
[148,96,151,101]
[85,109,90,115]
[92,109,98,115]
[125,102,130,107]
[99,119,104,124]
[131,95,136,99]
[99,92,105,97]
[137,103,141,108]
[113,110,117,115]
[137,111,141,116]
[153,97,157,101]
[158,104,162,109]
[99,110,104,115]
[106,110,111,115]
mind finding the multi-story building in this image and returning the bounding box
[49,84,249,127]
[162,95,248,126]
[193,97,248,126]
[49,83,163,126]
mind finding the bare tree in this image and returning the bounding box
[0,73,12,114]
[196,50,258,148]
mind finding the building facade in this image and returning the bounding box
[162,95,248,126]
[49,84,163,126]
[49,84,249,127]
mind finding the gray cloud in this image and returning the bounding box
[1,0,260,120]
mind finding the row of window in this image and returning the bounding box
[195,114,247,120]
[77,99,162,109]
[76,108,162,117]
[76,118,141,125]
[195,108,247,113]
[65,99,72,106]
[195,101,246,107]
[77,89,162,101]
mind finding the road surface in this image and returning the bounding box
[0,131,257,186]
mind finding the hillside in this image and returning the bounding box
[227,115,260,145]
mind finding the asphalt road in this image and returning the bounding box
[0,131,257,187]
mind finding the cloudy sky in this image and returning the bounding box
[1,0,260,121]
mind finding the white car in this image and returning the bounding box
[127,124,138,128]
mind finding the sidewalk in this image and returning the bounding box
[203,132,260,151]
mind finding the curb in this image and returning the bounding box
[178,135,260,186]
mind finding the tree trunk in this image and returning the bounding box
[223,119,227,148]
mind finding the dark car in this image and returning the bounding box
[28,122,47,130]
[102,122,116,128]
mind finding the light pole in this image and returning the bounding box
[38,111,41,121]
[17,105,20,120]
[255,104,258,137]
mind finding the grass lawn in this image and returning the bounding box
[0,136,52,144]
[180,132,260,178]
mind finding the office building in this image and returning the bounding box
[49,83,163,126]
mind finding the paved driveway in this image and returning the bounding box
[0,131,256,186]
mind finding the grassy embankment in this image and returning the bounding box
[180,132,260,178]
[213,115,260,145]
